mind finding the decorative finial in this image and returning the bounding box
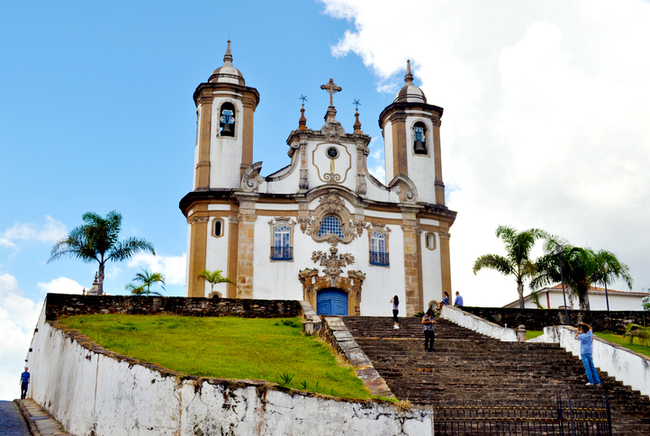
[353,99,361,109]
[223,40,233,65]
[405,59,413,83]
[299,95,307,130]
[321,78,342,107]
[353,100,362,134]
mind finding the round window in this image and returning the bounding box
[326,146,339,159]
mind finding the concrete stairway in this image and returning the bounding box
[343,316,650,436]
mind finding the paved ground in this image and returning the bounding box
[0,401,30,436]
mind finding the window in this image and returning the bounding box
[370,231,389,266]
[413,121,427,155]
[425,232,436,250]
[271,225,292,260]
[317,216,345,238]
[213,218,224,237]
[219,102,236,137]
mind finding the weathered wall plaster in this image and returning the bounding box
[26,298,433,435]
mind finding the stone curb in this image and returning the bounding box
[321,316,394,398]
[15,398,72,435]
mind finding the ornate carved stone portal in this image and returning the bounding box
[299,245,366,315]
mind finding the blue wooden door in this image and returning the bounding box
[317,289,348,316]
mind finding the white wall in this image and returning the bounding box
[26,306,434,436]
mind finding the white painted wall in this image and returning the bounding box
[442,306,518,342]
[508,290,646,311]
[26,306,434,436]
[420,231,443,306]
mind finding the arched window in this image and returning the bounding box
[213,218,224,237]
[370,231,389,266]
[271,225,292,260]
[318,216,345,238]
[413,121,427,155]
[219,102,236,137]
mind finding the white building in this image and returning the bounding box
[180,42,457,316]
[504,284,648,311]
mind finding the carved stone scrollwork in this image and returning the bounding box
[189,215,210,225]
[321,120,345,141]
[352,220,369,236]
[241,162,264,192]
[297,217,313,234]
[310,191,357,244]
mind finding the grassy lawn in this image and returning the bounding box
[59,314,371,399]
[595,332,650,358]
[526,330,544,340]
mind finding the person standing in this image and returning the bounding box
[422,307,436,352]
[20,367,30,399]
[454,291,464,307]
[575,322,601,386]
[390,295,399,329]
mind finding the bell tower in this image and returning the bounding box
[192,41,260,190]
[379,61,445,205]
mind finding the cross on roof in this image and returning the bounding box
[321,79,342,107]
[299,94,308,103]
[353,99,361,109]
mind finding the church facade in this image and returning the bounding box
[179,42,457,316]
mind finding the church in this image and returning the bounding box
[179,42,457,317]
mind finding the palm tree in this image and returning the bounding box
[591,250,633,311]
[198,269,235,298]
[473,225,548,308]
[126,269,166,296]
[49,211,155,295]
[532,241,632,311]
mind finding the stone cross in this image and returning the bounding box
[321,79,342,107]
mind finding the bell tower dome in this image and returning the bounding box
[379,60,446,205]
[192,41,260,190]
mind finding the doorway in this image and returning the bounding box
[317,288,348,316]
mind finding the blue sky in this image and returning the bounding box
[2,0,650,400]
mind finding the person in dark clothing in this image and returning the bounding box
[20,367,30,399]
[422,307,436,352]
[390,295,399,329]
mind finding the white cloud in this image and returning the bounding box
[37,277,84,295]
[0,272,42,401]
[0,216,67,248]
[322,0,650,307]
[127,253,187,286]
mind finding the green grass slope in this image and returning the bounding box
[59,314,371,399]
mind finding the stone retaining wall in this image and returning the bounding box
[44,293,303,321]
[461,306,648,333]
[26,294,432,435]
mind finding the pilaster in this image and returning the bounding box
[439,230,452,297]
[187,214,210,297]
[400,205,423,316]
[195,98,212,190]
[235,193,259,298]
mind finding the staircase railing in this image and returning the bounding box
[435,392,611,436]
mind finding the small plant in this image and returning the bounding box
[411,311,425,318]
[282,319,300,328]
[625,323,650,346]
[395,399,412,412]
[643,293,650,312]
[300,380,308,390]
[278,372,294,386]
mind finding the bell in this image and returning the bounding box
[414,140,427,154]
[220,122,234,137]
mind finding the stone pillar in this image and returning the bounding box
[187,214,209,298]
[439,231,452,297]
[226,215,239,298]
[431,120,445,205]
[401,206,422,316]
[195,99,212,190]
[391,113,408,178]
[235,193,259,298]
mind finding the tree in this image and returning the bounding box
[49,211,155,295]
[472,225,548,308]
[532,240,632,311]
[126,269,165,296]
[591,250,633,311]
[198,269,235,298]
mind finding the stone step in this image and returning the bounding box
[343,315,650,436]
